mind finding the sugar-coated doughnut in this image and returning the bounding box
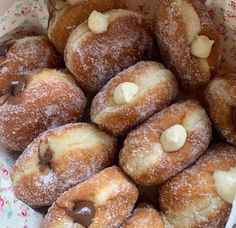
[119,100,212,185]
[159,144,236,228]
[0,69,86,152]
[0,36,63,97]
[65,9,155,94]
[42,166,138,227]
[154,0,220,90]
[122,204,164,228]
[204,73,236,146]
[91,61,178,136]
[48,0,125,54]
[12,123,117,207]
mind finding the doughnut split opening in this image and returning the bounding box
[190,35,215,59]
[213,168,236,204]
[66,201,95,226]
[88,11,109,34]
[160,124,187,153]
[113,82,140,105]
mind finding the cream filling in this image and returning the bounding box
[213,168,236,204]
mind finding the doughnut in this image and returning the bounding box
[65,9,155,94]
[119,99,212,185]
[0,36,63,97]
[48,0,125,54]
[0,69,86,152]
[42,166,138,227]
[12,123,117,207]
[154,0,220,90]
[159,143,236,227]
[204,73,236,146]
[122,204,164,228]
[91,61,178,136]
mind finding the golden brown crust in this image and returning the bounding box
[90,61,178,136]
[0,69,86,152]
[42,166,138,227]
[122,204,164,228]
[119,100,212,185]
[48,0,125,54]
[154,0,220,90]
[0,36,63,96]
[65,9,155,94]
[12,123,117,207]
[204,74,236,146]
[159,143,236,228]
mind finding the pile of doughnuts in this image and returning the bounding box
[0,0,235,227]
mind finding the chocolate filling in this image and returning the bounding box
[38,141,53,171]
[66,201,95,227]
[232,108,236,127]
[39,149,52,170]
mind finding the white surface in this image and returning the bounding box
[0,144,43,228]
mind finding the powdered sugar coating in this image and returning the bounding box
[0,69,86,152]
[12,123,117,207]
[91,61,178,136]
[159,144,236,228]
[42,166,138,227]
[204,74,236,146]
[65,9,155,94]
[154,0,220,90]
[119,100,212,185]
